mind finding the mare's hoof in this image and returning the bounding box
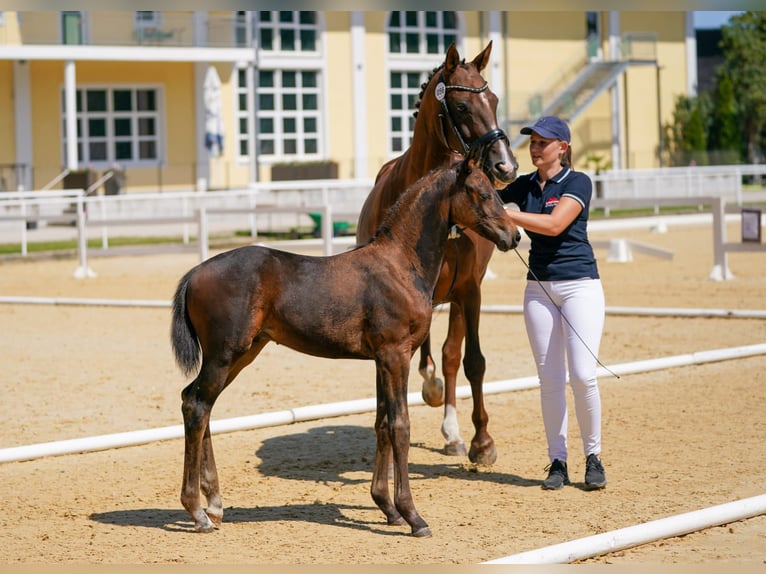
[421,377,444,407]
[194,522,217,533]
[469,442,497,466]
[388,516,407,526]
[444,441,468,457]
[412,525,433,538]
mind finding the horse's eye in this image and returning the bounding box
[456,103,468,113]
[479,192,491,201]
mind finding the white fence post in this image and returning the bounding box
[73,195,96,279]
[198,207,208,262]
[709,196,734,281]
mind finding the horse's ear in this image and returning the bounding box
[458,156,477,180]
[471,41,492,73]
[445,42,460,74]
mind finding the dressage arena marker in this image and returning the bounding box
[483,493,766,564]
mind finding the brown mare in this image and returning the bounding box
[356,42,519,465]
[170,150,519,537]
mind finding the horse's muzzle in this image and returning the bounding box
[495,229,521,252]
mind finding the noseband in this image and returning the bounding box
[435,72,509,173]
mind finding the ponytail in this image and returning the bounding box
[561,145,572,167]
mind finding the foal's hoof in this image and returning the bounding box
[412,525,433,538]
[421,377,444,407]
[444,440,468,457]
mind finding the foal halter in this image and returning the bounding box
[434,72,509,168]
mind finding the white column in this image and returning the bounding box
[12,60,32,190]
[487,11,504,121]
[193,12,209,190]
[351,12,367,179]
[64,60,78,171]
[608,12,622,170]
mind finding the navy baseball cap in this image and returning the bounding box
[520,116,571,143]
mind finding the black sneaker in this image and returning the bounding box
[584,454,607,490]
[542,459,570,490]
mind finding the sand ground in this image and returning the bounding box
[0,217,764,564]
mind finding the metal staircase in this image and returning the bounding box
[509,60,630,149]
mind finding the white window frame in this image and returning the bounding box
[61,85,164,168]
[235,11,326,164]
[385,11,461,157]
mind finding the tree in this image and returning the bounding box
[663,95,708,166]
[708,71,741,163]
[720,12,766,163]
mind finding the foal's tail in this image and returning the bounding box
[171,269,201,377]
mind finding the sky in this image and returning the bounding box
[693,11,742,29]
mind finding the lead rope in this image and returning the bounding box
[512,248,620,380]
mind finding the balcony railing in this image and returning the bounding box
[0,12,256,49]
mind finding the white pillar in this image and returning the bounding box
[487,11,503,115]
[193,12,210,190]
[12,60,32,190]
[64,60,78,171]
[351,12,367,179]
[608,12,622,170]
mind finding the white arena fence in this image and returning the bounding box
[0,178,375,263]
[0,166,764,279]
[590,163,766,207]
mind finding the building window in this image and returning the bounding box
[61,87,161,166]
[256,11,317,52]
[388,11,457,55]
[236,11,322,162]
[386,11,459,155]
[234,11,249,47]
[61,12,83,45]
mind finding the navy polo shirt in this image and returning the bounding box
[498,167,599,281]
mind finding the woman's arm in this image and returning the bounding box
[505,196,583,237]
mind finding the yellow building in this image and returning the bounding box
[0,10,696,193]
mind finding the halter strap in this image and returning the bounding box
[435,72,508,162]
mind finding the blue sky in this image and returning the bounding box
[693,11,742,29]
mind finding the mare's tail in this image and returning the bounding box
[171,269,201,377]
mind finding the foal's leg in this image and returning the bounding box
[461,288,496,466]
[440,301,468,457]
[380,353,431,537]
[199,424,223,526]
[185,343,265,531]
[371,373,405,527]
[180,362,230,532]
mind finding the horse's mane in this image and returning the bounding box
[374,163,459,241]
[412,57,467,120]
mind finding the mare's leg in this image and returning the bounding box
[378,352,431,537]
[440,302,467,456]
[419,335,444,407]
[462,287,496,465]
[370,372,404,527]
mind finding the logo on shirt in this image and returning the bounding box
[545,197,560,208]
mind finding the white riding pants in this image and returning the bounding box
[523,278,605,463]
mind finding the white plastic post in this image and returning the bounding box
[73,195,96,279]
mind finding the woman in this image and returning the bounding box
[499,116,606,490]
